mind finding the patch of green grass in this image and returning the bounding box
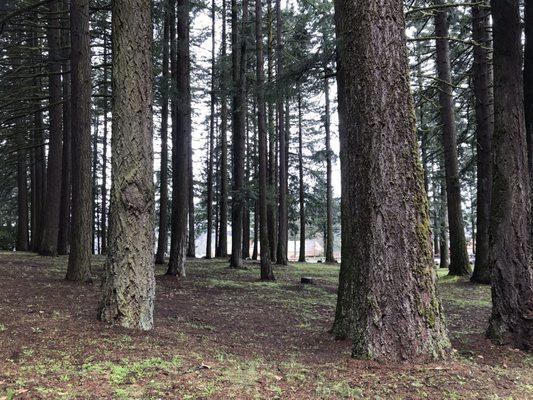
[0,323,6,332]
[315,380,364,399]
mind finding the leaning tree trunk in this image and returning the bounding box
[40,0,64,256]
[332,0,450,361]
[434,0,471,276]
[486,0,533,351]
[471,2,493,284]
[229,0,248,269]
[156,7,170,265]
[297,92,305,263]
[98,0,155,330]
[525,0,533,186]
[66,0,93,282]
[168,0,191,277]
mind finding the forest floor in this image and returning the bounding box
[0,252,531,400]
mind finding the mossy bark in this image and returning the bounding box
[332,0,450,361]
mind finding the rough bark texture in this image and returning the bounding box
[156,7,170,265]
[324,74,335,263]
[275,0,288,266]
[40,0,63,256]
[187,131,196,258]
[525,0,533,186]
[97,0,156,330]
[332,0,450,361]
[297,92,305,263]
[31,81,46,251]
[66,0,93,282]
[168,0,190,277]
[471,2,493,284]
[217,0,228,258]
[205,0,215,260]
[486,0,533,351]
[229,0,248,269]
[100,34,109,255]
[434,0,471,276]
[439,182,450,270]
[16,129,29,252]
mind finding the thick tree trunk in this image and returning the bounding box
[229,0,248,269]
[168,0,191,277]
[58,0,71,256]
[256,0,274,280]
[471,2,493,284]
[275,0,288,266]
[486,0,533,351]
[525,0,533,186]
[16,129,29,252]
[434,0,471,276]
[66,0,93,282]
[332,0,450,361]
[297,92,305,263]
[40,0,63,256]
[98,0,155,330]
[156,7,170,265]
[217,0,228,258]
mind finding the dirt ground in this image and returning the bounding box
[0,252,531,399]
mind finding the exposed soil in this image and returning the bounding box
[0,252,531,399]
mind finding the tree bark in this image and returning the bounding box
[187,131,196,258]
[40,0,63,256]
[486,0,533,351]
[229,0,248,269]
[470,2,493,284]
[525,0,533,187]
[297,92,305,263]
[66,0,93,282]
[324,74,335,263]
[434,0,471,276]
[98,0,155,330]
[217,0,228,258]
[439,181,450,270]
[242,114,251,260]
[168,0,191,277]
[156,5,170,265]
[332,0,450,361]
[100,33,109,255]
[16,128,29,252]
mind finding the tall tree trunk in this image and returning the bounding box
[242,114,251,259]
[98,0,156,330]
[434,0,471,276]
[217,0,228,258]
[332,0,450,361]
[58,0,71,255]
[31,85,46,251]
[256,0,274,280]
[16,129,29,252]
[275,0,288,266]
[101,33,109,254]
[40,0,64,256]
[91,117,99,253]
[297,92,305,263]
[525,0,533,186]
[439,181,450,269]
[187,134,196,257]
[168,0,191,277]
[205,0,215,260]
[156,6,170,265]
[486,0,533,351]
[471,2,493,284]
[229,0,248,269]
[324,74,335,263]
[66,0,93,282]
[266,0,277,264]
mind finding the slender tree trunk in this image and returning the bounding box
[40,0,64,256]
[434,0,471,276]
[31,86,46,251]
[16,129,29,252]
[297,92,305,263]
[91,117,99,254]
[58,0,71,255]
[471,2,493,284]
[332,0,450,361]
[101,33,109,254]
[275,0,288,266]
[486,0,533,351]
[217,0,228,258]
[525,0,533,186]
[242,114,251,259]
[98,0,156,330]
[439,181,450,269]
[324,74,335,263]
[256,0,274,280]
[168,0,191,277]
[156,6,170,265]
[66,0,93,282]
[229,0,248,269]
[187,133,196,257]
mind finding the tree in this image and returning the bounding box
[98,0,156,330]
[324,73,335,263]
[256,0,275,280]
[156,2,170,265]
[525,0,533,184]
[15,128,29,252]
[486,0,533,351]
[470,2,492,284]
[434,0,470,276]
[167,0,191,277]
[39,0,63,256]
[297,91,305,263]
[66,0,92,282]
[332,0,450,360]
